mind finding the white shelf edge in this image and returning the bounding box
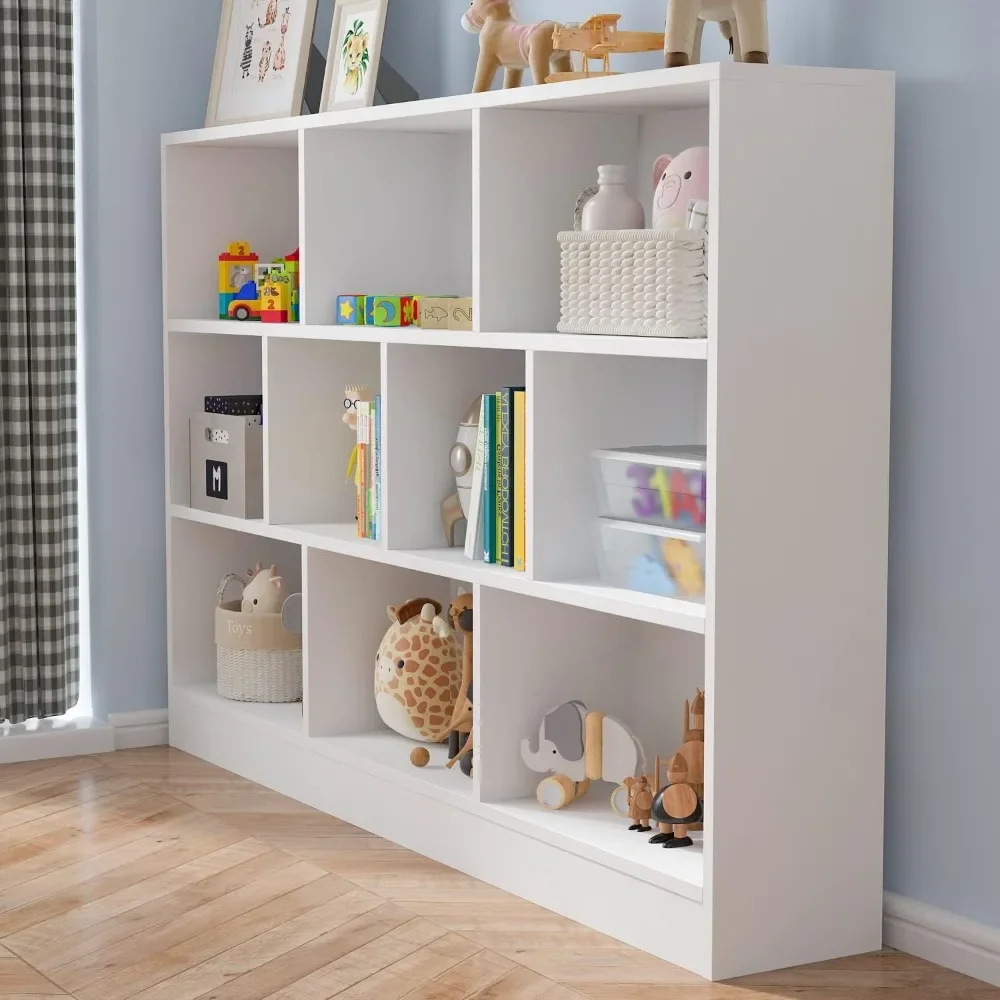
[166,319,709,360]
[162,63,893,149]
[168,505,706,634]
[169,681,703,901]
[168,318,264,336]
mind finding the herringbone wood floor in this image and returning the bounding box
[0,748,993,999]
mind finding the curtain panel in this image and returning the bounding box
[0,0,78,724]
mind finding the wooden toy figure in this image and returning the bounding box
[461,0,571,92]
[549,15,665,81]
[650,753,703,849]
[442,591,475,776]
[650,688,706,846]
[625,774,653,832]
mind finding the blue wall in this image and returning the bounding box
[81,0,1000,931]
[80,0,222,719]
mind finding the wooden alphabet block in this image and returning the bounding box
[448,297,474,331]
[416,296,456,330]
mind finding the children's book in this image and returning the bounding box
[464,398,486,561]
[513,389,526,572]
[496,388,514,568]
[482,393,496,564]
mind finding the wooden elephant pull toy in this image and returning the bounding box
[521,701,645,809]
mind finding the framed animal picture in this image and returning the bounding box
[320,0,388,111]
[207,0,319,127]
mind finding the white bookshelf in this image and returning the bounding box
[163,62,895,981]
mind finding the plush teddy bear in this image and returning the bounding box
[651,146,710,230]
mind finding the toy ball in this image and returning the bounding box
[410,747,431,768]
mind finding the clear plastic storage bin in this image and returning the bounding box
[596,518,706,602]
[592,445,707,529]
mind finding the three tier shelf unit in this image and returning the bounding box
[163,62,895,981]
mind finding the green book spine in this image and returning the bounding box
[496,388,514,567]
[482,393,496,564]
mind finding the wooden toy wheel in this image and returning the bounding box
[537,775,589,810]
[610,783,629,817]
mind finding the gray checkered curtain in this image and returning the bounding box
[0,1,79,723]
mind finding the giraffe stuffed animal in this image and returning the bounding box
[375,599,463,743]
[462,0,571,92]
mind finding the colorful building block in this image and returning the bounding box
[261,273,292,323]
[365,296,376,325]
[369,295,417,327]
[336,294,365,325]
[218,242,259,319]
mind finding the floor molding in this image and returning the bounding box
[108,709,169,750]
[0,717,114,763]
[884,891,1000,988]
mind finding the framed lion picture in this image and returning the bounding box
[207,0,318,127]
[320,0,388,111]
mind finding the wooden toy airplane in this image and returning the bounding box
[547,14,664,82]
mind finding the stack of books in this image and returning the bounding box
[355,397,382,540]
[465,388,526,570]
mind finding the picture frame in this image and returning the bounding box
[320,0,389,112]
[206,0,319,127]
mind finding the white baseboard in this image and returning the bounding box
[884,891,1000,988]
[108,709,169,750]
[0,717,115,763]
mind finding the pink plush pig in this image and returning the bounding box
[651,146,710,230]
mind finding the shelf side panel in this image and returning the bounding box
[706,76,895,979]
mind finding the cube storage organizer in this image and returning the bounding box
[558,229,708,338]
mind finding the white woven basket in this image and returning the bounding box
[557,229,707,339]
[215,573,302,703]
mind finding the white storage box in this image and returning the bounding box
[592,445,707,530]
[190,412,263,519]
[558,229,707,338]
[596,518,706,602]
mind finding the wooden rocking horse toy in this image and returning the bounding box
[462,0,571,92]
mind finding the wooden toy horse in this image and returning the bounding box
[461,0,571,92]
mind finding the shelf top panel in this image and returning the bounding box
[163,63,894,148]
[168,505,706,634]
[166,319,709,361]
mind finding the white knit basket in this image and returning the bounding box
[215,573,302,703]
[557,229,707,338]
